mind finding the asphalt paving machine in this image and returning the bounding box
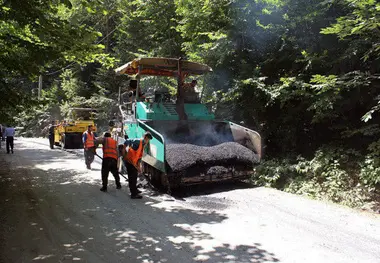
[115,58,261,191]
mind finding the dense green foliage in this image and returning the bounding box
[253,144,380,209]
[1,0,379,209]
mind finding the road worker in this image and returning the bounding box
[128,79,146,107]
[82,125,96,169]
[122,131,152,199]
[48,121,56,149]
[4,125,16,154]
[1,124,5,141]
[98,132,121,192]
[0,124,2,149]
[183,79,198,93]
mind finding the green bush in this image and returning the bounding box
[252,159,296,188]
[360,140,380,187]
[253,147,379,209]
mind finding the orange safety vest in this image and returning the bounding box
[125,139,143,168]
[103,137,118,160]
[84,131,95,148]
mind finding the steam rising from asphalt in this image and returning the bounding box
[148,120,235,146]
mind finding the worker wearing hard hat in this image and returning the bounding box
[121,131,152,199]
[98,132,121,192]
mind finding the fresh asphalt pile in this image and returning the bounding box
[165,142,258,172]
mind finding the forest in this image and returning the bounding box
[1,0,379,210]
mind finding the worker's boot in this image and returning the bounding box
[116,184,122,190]
[130,194,142,199]
[86,164,91,170]
[100,186,107,192]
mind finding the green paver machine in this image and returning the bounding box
[115,57,261,192]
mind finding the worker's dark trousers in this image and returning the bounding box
[102,158,120,188]
[6,136,14,153]
[124,161,138,196]
[48,135,54,149]
[84,147,95,166]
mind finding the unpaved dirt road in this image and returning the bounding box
[0,138,379,263]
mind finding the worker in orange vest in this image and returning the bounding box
[82,125,96,169]
[98,132,121,192]
[122,131,152,199]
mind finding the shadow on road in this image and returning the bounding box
[171,180,255,200]
[0,140,279,262]
[20,138,255,199]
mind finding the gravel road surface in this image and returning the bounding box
[0,138,379,263]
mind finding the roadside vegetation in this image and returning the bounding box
[1,0,379,211]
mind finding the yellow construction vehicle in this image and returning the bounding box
[54,108,97,149]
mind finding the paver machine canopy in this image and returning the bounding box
[115,57,212,119]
